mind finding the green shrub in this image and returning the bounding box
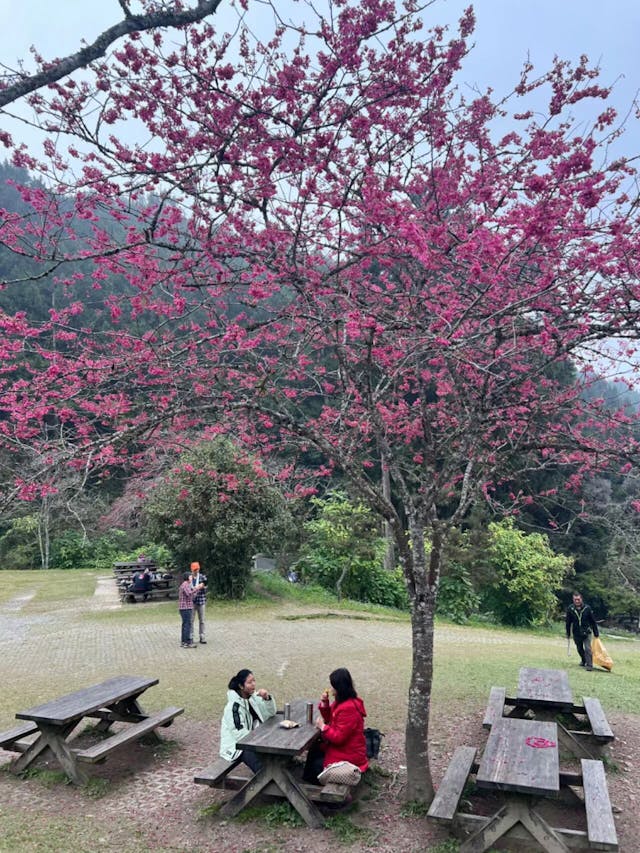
[576,570,640,619]
[483,519,573,626]
[88,530,132,569]
[0,514,40,569]
[437,563,480,623]
[297,493,407,609]
[49,530,90,570]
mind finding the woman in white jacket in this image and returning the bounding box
[219,668,276,771]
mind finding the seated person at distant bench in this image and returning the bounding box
[130,567,152,598]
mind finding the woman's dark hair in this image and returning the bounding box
[228,669,252,693]
[329,667,358,704]
[183,571,191,581]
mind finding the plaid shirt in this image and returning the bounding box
[178,580,195,610]
[191,572,207,606]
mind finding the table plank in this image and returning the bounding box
[16,676,158,725]
[477,717,560,796]
[517,667,573,710]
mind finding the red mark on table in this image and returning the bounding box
[525,736,556,748]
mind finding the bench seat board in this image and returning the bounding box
[0,721,39,748]
[581,759,618,850]
[194,756,242,785]
[483,687,506,729]
[582,697,614,741]
[428,746,477,822]
[75,706,183,763]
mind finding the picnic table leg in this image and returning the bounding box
[219,762,276,818]
[459,803,522,853]
[220,756,325,828]
[517,801,571,853]
[94,695,155,737]
[13,722,89,785]
[556,722,595,760]
[10,732,52,774]
[268,761,326,828]
[504,704,529,719]
[460,799,570,853]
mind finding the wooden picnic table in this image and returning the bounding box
[2,675,182,785]
[483,667,614,759]
[114,563,177,602]
[219,698,326,828]
[469,716,565,852]
[429,714,618,851]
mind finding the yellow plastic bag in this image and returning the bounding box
[592,636,613,671]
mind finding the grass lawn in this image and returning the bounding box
[0,569,638,724]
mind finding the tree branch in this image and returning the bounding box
[0,0,224,109]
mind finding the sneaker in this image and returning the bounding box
[200,639,207,644]
[586,665,593,671]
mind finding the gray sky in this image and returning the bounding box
[1,0,639,155]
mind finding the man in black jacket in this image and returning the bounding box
[566,592,599,671]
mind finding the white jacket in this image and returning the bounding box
[219,689,277,761]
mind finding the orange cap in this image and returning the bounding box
[190,561,200,571]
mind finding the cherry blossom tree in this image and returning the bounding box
[2,0,640,801]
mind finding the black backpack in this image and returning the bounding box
[364,727,383,759]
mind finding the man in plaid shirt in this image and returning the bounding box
[178,571,202,648]
[189,561,208,645]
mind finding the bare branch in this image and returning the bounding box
[0,0,224,109]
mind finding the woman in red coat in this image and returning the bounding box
[303,667,368,784]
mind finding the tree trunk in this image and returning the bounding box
[335,559,350,600]
[38,496,51,570]
[381,461,396,570]
[403,517,439,803]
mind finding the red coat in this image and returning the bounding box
[319,696,369,772]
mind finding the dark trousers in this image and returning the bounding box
[573,631,593,667]
[303,741,325,785]
[241,750,262,773]
[180,609,193,644]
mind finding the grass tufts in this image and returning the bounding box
[324,812,373,843]
[399,799,430,817]
[84,777,111,799]
[19,767,71,788]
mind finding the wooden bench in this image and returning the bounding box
[583,696,614,742]
[427,746,477,823]
[482,687,506,729]
[74,706,183,763]
[0,721,39,752]
[582,758,618,850]
[194,758,351,804]
[194,756,242,787]
[120,589,155,603]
